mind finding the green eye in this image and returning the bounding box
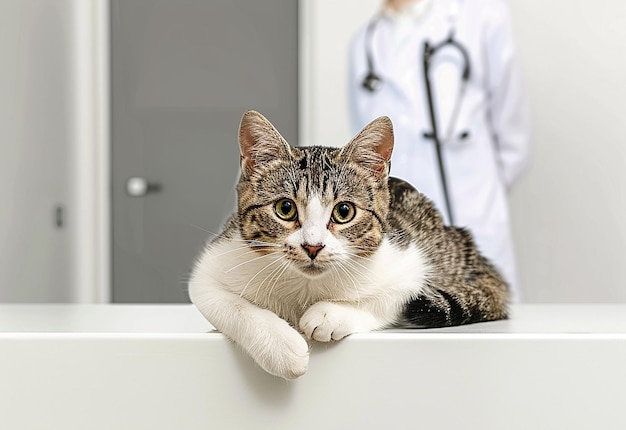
[332,202,356,224]
[275,199,297,221]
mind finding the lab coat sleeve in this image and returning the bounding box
[483,0,532,189]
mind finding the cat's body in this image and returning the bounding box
[189,111,508,379]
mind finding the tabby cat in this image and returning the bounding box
[189,110,508,380]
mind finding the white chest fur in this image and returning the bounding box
[190,233,431,328]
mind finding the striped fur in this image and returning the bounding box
[189,111,508,379]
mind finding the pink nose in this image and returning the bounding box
[302,244,325,260]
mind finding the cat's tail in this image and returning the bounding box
[400,224,509,328]
[400,253,510,329]
[400,286,507,328]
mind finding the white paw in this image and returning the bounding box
[299,301,357,342]
[249,315,310,380]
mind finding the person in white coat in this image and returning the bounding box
[348,0,531,302]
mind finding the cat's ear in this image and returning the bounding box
[341,116,394,177]
[238,110,293,175]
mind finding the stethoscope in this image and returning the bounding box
[361,2,470,226]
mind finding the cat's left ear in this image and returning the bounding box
[341,116,394,177]
[238,110,294,176]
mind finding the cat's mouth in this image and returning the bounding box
[294,261,328,278]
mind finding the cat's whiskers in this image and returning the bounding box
[341,256,377,286]
[206,240,279,261]
[229,238,283,249]
[187,223,219,237]
[218,245,259,258]
[345,251,375,261]
[247,240,283,248]
[345,245,380,261]
[238,254,286,299]
[257,257,286,289]
[265,260,291,303]
[255,256,289,302]
[329,261,341,290]
[347,241,379,250]
[343,248,377,268]
[333,260,361,306]
[225,250,282,274]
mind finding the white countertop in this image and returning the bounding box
[1,303,625,335]
[0,303,213,334]
[1,304,626,430]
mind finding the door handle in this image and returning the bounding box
[126,177,162,197]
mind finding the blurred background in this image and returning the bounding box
[1,0,625,303]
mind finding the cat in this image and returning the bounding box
[188,110,508,380]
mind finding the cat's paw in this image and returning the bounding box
[250,315,310,380]
[299,301,357,342]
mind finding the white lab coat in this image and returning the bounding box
[348,0,531,302]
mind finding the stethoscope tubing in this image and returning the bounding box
[361,17,471,226]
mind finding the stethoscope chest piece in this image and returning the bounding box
[362,72,382,92]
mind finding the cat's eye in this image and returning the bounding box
[332,202,356,224]
[274,199,298,221]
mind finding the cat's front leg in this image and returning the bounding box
[299,301,387,342]
[190,284,309,379]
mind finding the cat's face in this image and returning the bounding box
[235,111,393,278]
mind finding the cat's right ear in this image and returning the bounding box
[238,110,293,176]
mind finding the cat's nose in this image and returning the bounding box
[301,244,325,260]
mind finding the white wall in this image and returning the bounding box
[507,1,626,302]
[299,0,380,148]
[0,0,109,302]
[0,0,74,301]
[301,0,626,303]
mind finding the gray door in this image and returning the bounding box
[111,0,299,302]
